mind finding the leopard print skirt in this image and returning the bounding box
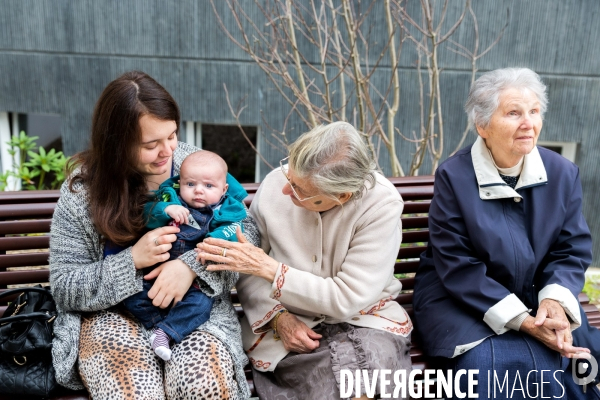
[78,308,239,400]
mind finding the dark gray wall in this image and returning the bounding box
[1,0,599,264]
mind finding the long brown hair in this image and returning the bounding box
[67,71,180,246]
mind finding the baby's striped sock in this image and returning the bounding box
[150,328,172,361]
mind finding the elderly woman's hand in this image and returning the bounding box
[195,227,280,282]
[143,259,197,308]
[534,299,573,350]
[520,299,591,358]
[521,315,590,358]
[274,312,322,354]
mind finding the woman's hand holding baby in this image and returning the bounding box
[131,225,180,269]
[144,260,197,308]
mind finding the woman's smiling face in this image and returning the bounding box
[476,87,543,168]
[136,114,178,177]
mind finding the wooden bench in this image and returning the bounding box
[1,176,599,399]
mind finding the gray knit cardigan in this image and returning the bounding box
[49,142,257,399]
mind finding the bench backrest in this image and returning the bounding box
[0,176,434,314]
[2,177,598,315]
[1,176,599,377]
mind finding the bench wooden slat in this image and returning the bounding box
[240,182,261,192]
[0,190,60,204]
[395,293,414,304]
[589,315,600,329]
[402,201,431,214]
[578,292,590,304]
[398,246,427,260]
[583,303,597,313]
[0,219,52,235]
[0,291,22,303]
[388,176,435,186]
[395,260,420,274]
[583,304,600,329]
[401,230,429,244]
[0,252,49,269]
[0,269,50,287]
[0,235,49,251]
[399,277,415,290]
[401,216,429,230]
[409,347,425,361]
[242,193,254,207]
[235,305,245,319]
[0,203,57,219]
[231,289,239,305]
[397,185,434,200]
[246,381,255,397]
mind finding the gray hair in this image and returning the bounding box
[465,68,548,130]
[288,121,376,200]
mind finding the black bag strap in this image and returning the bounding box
[0,287,52,303]
[0,312,55,325]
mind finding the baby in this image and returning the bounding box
[123,150,247,361]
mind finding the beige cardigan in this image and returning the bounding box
[237,168,413,372]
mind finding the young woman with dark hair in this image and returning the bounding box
[51,71,258,399]
[68,71,181,245]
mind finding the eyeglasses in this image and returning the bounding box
[279,157,320,202]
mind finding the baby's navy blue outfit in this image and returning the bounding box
[122,173,248,343]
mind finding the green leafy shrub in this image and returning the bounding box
[583,276,600,305]
[0,131,69,190]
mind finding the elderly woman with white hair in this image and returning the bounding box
[196,121,413,399]
[414,67,600,399]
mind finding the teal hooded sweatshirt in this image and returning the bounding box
[143,173,248,241]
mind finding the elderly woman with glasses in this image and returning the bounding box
[196,121,413,400]
[414,68,600,399]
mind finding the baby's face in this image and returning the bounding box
[178,163,228,208]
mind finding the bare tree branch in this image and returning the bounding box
[438,0,471,43]
[450,6,509,155]
[385,0,404,176]
[214,0,507,177]
[341,0,366,132]
[327,0,347,121]
[224,84,274,169]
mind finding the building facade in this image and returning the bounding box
[1,0,599,263]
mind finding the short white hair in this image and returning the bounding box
[288,121,376,200]
[465,68,548,130]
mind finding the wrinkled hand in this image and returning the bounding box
[535,299,573,351]
[165,205,190,225]
[520,300,590,358]
[195,226,280,282]
[273,312,322,354]
[131,226,179,269]
[144,259,197,308]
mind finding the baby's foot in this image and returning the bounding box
[150,329,172,361]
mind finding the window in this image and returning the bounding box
[0,112,62,190]
[181,123,259,183]
[537,141,577,163]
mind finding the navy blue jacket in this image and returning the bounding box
[414,140,592,358]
